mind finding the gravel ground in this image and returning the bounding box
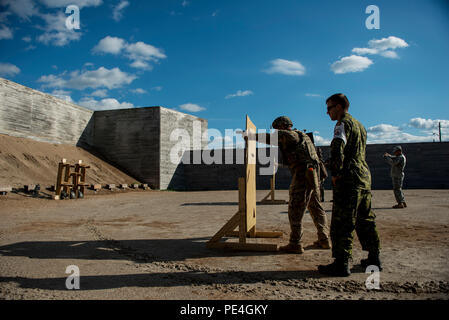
[0,189,448,300]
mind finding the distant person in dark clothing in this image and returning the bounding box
[384,146,407,209]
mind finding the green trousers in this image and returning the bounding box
[330,188,380,260]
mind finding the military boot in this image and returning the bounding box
[360,251,383,271]
[279,243,304,254]
[318,259,350,277]
[402,202,407,208]
[392,203,405,209]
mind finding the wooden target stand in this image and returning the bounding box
[206,115,283,251]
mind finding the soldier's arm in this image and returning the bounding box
[392,156,404,167]
[383,155,394,166]
[255,130,289,146]
[330,139,345,176]
[329,121,348,177]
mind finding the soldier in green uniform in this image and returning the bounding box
[252,116,331,253]
[318,93,382,277]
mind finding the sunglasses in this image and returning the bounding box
[327,104,337,112]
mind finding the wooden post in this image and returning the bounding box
[207,115,282,252]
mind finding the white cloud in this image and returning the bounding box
[125,41,167,69]
[78,97,135,111]
[368,36,408,51]
[0,11,11,23]
[1,0,38,20]
[212,10,219,17]
[25,44,36,50]
[351,36,408,59]
[0,62,20,77]
[367,124,401,133]
[38,66,136,90]
[264,58,306,76]
[129,59,151,70]
[92,36,126,54]
[131,88,147,94]
[409,118,449,131]
[151,86,162,91]
[351,47,379,55]
[92,36,166,70]
[367,131,431,144]
[305,93,321,97]
[182,0,189,7]
[330,55,373,74]
[37,12,82,46]
[39,0,103,8]
[225,90,254,99]
[22,35,31,42]
[379,50,399,59]
[90,89,108,97]
[365,121,442,144]
[314,134,331,146]
[112,0,129,22]
[179,103,205,112]
[0,25,13,39]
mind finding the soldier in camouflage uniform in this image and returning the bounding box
[318,93,381,277]
[384,146,407,209]
[254,116,331,253]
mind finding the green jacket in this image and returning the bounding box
[330,113,372,190]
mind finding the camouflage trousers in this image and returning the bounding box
[331,187,381,260]
[288,168,329,244]
[392,176,405,204]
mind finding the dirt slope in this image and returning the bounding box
[0,134,139,188]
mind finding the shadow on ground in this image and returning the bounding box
[0,268,327,291]
[0,237,285,264]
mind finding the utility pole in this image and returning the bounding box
[439,122,442,142]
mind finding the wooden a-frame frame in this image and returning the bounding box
[260,159,288,205]
[206,115,283,251]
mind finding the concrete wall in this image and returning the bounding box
[160,108,208,190]
[2,78,447,190]
[0,77,94,145]
[92,107,160,188]
[92,107,207,190]
[177,142,449,191]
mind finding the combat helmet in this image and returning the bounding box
[272,116,293,129]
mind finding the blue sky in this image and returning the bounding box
[1,0,448,147]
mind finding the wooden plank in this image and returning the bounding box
[207,211,241,243]
[206,242,279,252]
[245,115,257,232]
[260,199,288,205]
[238,177,246,244]
[225,230,283,238]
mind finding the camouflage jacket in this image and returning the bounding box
[330,113,372,190]
[384,154,406,178]
[256,130,318,171]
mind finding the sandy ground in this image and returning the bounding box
[0,188,448,300]
[0,134,138,188]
